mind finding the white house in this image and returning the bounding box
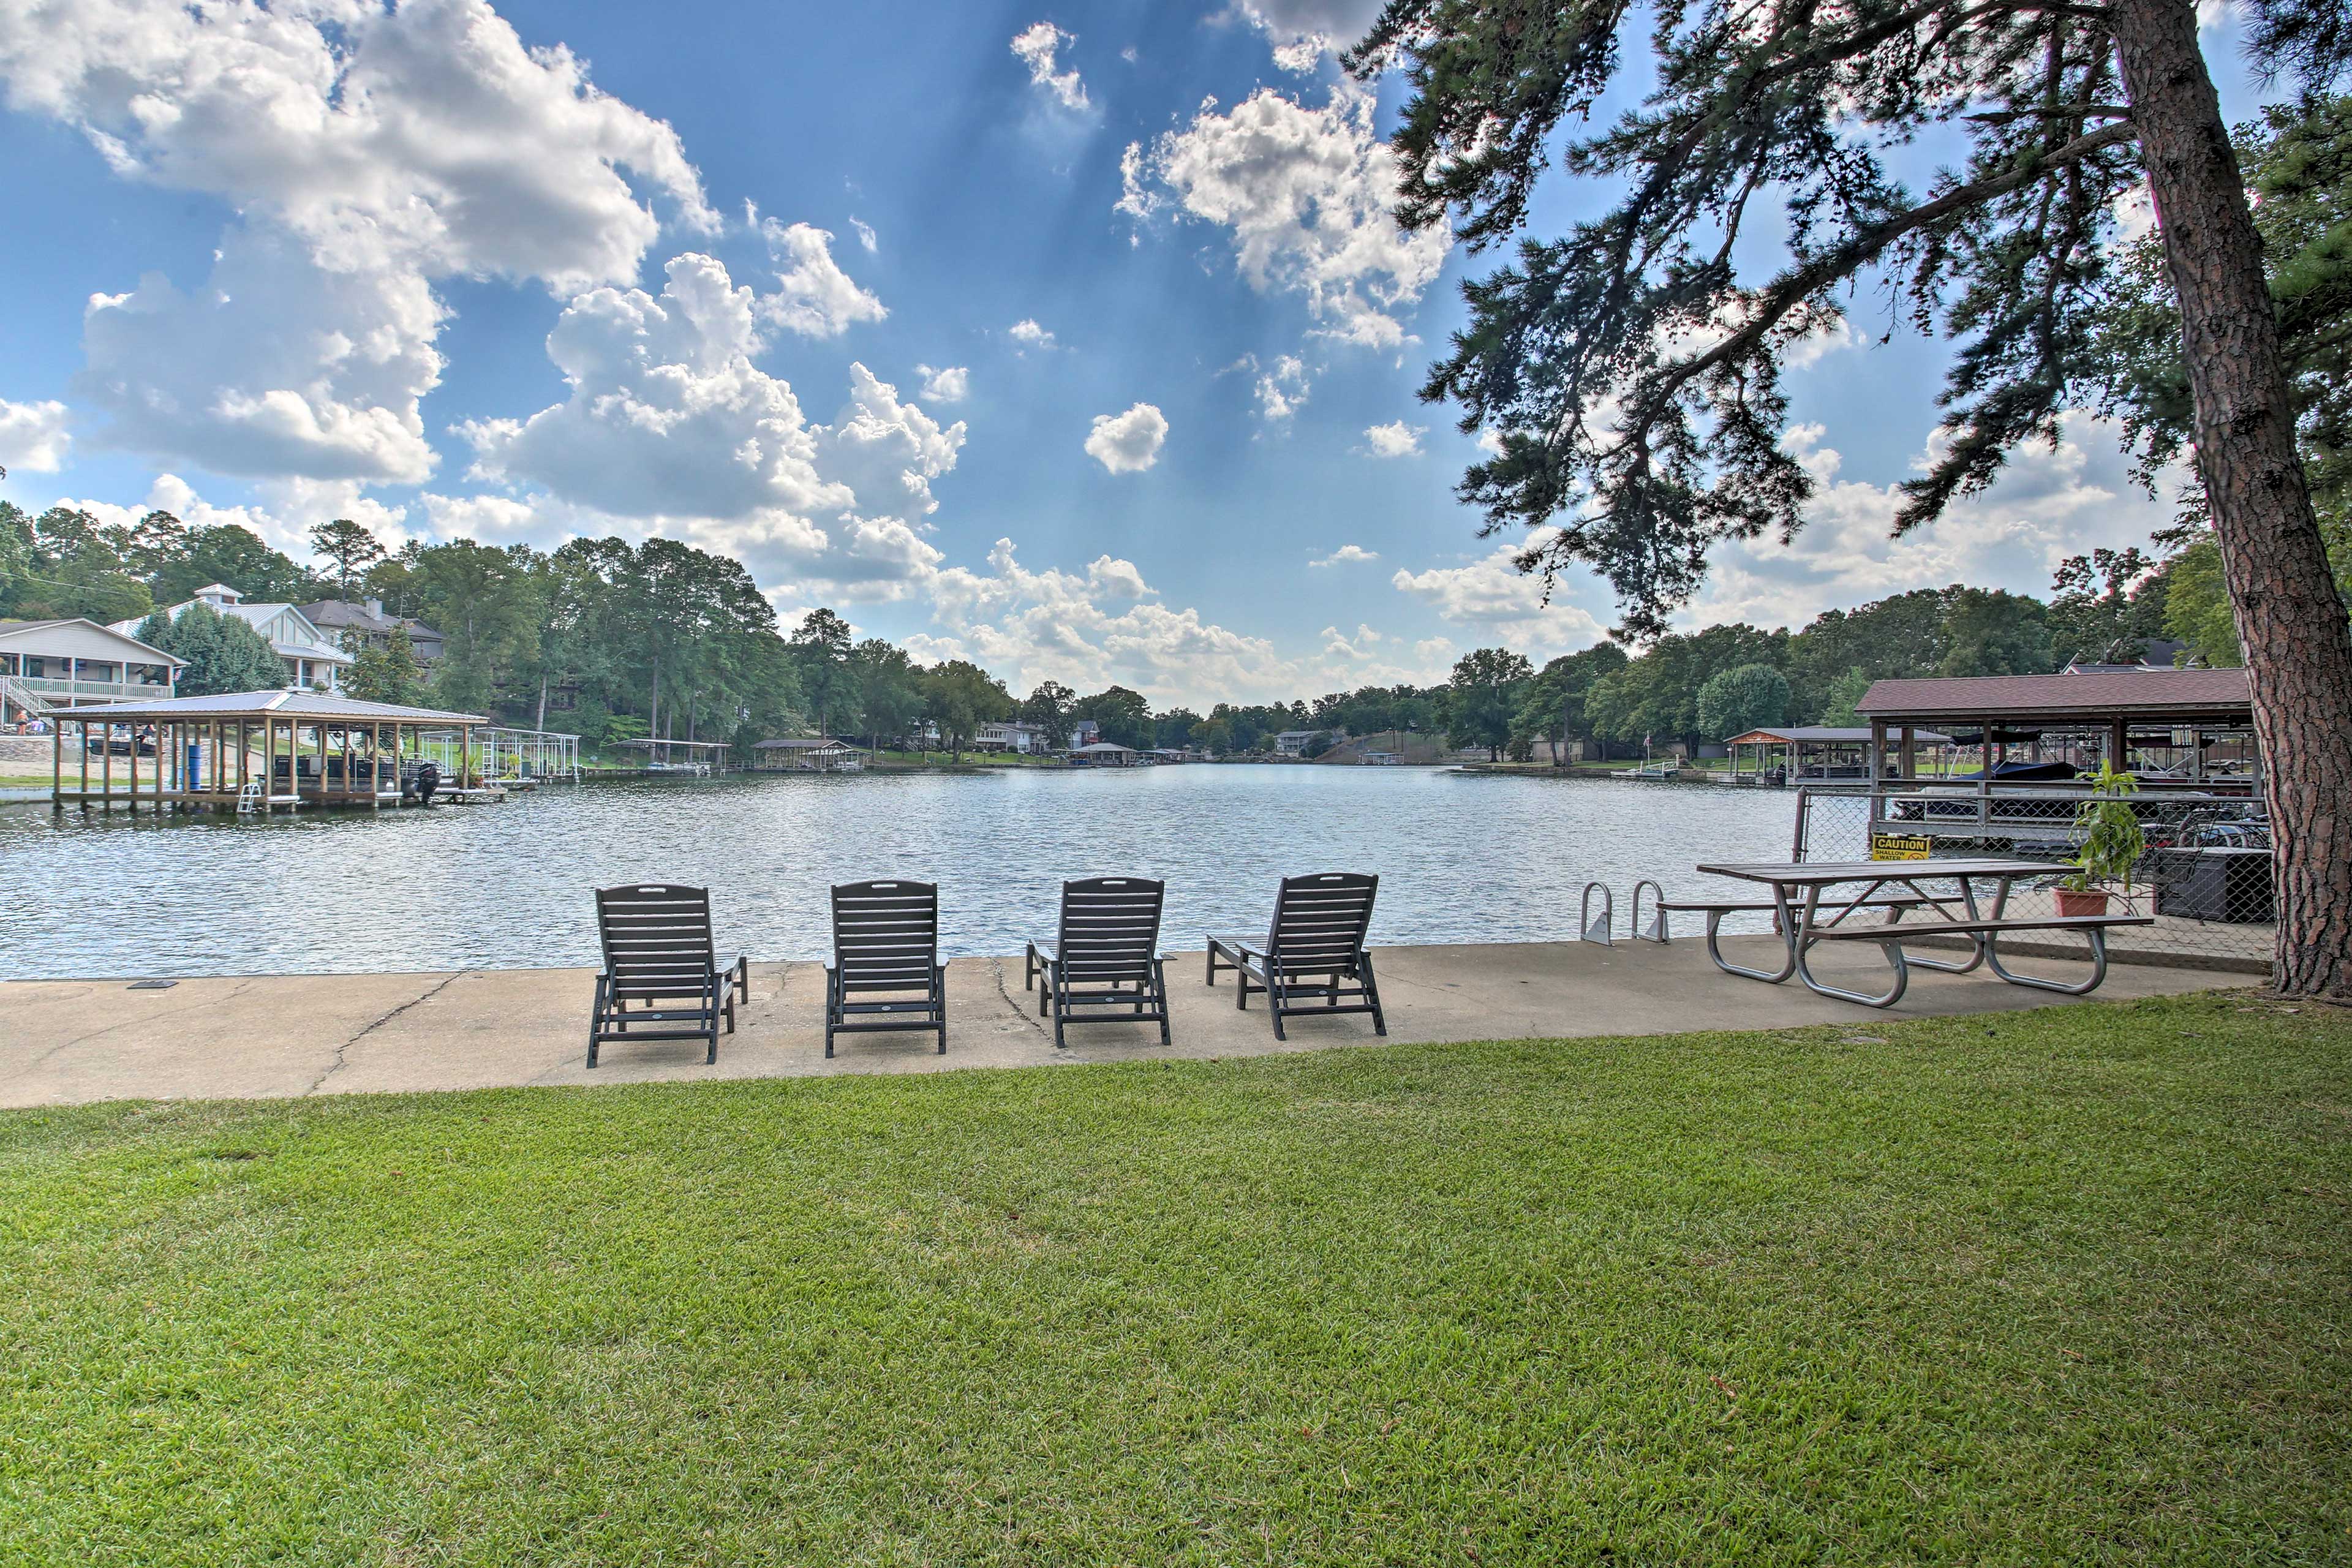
[974,720,1048,754]
[111,583,352,692]
[1273,728,1321,756]
[0,617,183,717]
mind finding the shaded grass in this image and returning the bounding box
[0,992,2345,1565]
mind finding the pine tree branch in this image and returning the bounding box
[1613,118,2139,452]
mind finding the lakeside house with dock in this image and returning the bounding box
[110,584,352,693]
[1,618,183,719]
[45,688,489,813]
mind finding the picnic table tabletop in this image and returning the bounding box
[1695,859,2054,886]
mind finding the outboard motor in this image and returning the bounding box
[413,760,440,804]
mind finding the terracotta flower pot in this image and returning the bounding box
[2054,886,2111,918]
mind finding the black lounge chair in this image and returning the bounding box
[826,880,948,1057]
[1205,872,1387,1041]
[1023,876,1173,1048]
[588,883,748,1067]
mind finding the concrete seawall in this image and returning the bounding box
[0,938,2233,1108]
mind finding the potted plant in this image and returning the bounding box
[2057,763,2144,916]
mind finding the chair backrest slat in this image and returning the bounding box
[1267,872,1378,971]
[1055,876,1164,980]
[832,880,940,988]
[596,884,715,988]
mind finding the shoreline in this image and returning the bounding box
[0,937,2231,1108]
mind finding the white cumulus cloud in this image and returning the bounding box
[0,398,73,473]
[1011,21,1090,111]
[917,365,970,403]
[758,219,887,339]
[450,252,962,601]
[1392,531,1608,654]
[1362,420,1424,458]
[1085,402,1167,473]
[1690,415,2188,630]
[925,538,1300,705]
[0,0,717,483]
[1008,318,1057,350]
[1232,0,1386,69]
[1256,355,1310,421]
[1311,543,1379,567]
[1119,86,1450,349]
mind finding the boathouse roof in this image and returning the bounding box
[1724,725,1952,746]
[1856,668,2252,726]
[55,689,489,724]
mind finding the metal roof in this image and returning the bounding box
[1069,741,1137,753]
[0,616,187,665]
[1856,668,2252,722]
[55,689,490,723]
[1724,725,1953,745]
[753,736,854,749]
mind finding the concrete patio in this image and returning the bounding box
[0,938,2234,1107]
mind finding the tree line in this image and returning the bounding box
[4,488,2205,763]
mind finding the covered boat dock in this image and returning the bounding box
[1724,724,1953,785]
[48,690,491,813]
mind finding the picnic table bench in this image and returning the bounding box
[1683,859,2152,1008]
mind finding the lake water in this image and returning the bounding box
[0,767,1799,980]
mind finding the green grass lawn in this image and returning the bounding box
[2,993,2345,1565]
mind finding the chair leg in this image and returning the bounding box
[1155,960,1172,1047]
[587,974,607,1068]
[824,967,837,1058]
[1268,970,1287,1041]
[1360,951,1387,1036]
[936,967,948,1054]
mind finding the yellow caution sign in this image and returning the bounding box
[1870,831,1931,862]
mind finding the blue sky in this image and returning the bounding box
[0,0,2247,706]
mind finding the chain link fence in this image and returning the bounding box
[1794,785,2274,975]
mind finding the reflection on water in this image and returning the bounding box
[0,767,1796,979]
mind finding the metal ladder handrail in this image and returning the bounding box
[1578,882,1615,946]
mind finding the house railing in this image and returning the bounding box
[10,674,175,704]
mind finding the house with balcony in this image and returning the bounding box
[111,584,352,692]
[0,617,183,718]
[974,720,1048,753]
[299,597,447,665]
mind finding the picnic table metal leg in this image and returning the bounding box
[1981,876,2108,993]
[1793,882,1911,1008]
[1893,873,1988,975]
[1700,887,1799,984]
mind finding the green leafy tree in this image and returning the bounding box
[1939,589,2054,677]
[135,601,283,696]
[2049,549,2170,666]
[1697,663,1792,741]
[308,518,386,597]
[848,638,924,748]
[345,625,425,707]
[923,660,1013,761]
[790,608,858,739]
[1193,716,1232,755]
[1154,708,1204,750]
[1439,647,1534,760]
[2162,537,2243,665]
[149,523,317,606]
[1511,643,1630,764]
[1819,668,1875,728]
[1020,680,1077,747]
[1354,0,2352,993]
[1073,685,1153,749]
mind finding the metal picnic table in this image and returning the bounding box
[1691,858,2148,1008]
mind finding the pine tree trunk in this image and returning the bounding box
[2112,0,2352,995]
